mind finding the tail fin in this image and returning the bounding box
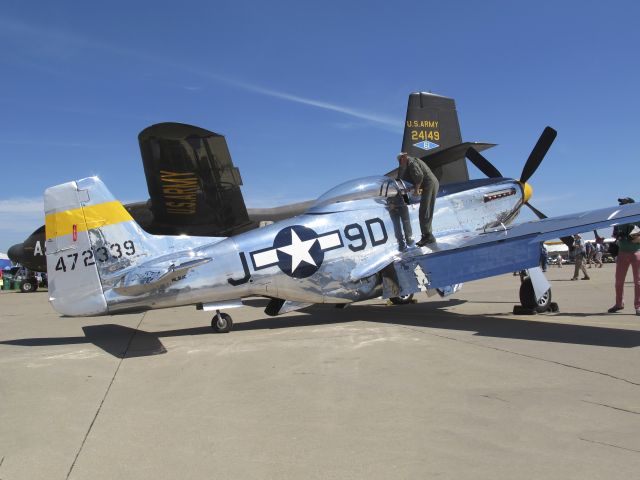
[138,122,252,235]
[401,92,469,184]
[45,177,154,316]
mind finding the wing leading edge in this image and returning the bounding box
[383,203,640,298]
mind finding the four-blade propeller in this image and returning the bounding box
[464,126,573,248]
[465,126,557,185]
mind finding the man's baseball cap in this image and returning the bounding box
[618,197,635,205]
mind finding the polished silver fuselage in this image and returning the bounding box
[101,177,524,314]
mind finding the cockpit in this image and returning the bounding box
[307,176,409,213]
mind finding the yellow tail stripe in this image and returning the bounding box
[45,201,133,240]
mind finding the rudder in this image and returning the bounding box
[401,92,469,184]
[45,177,152,316]
[45,179,110,315]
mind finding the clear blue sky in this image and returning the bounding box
[1,0,638,252]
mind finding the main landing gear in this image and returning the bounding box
[20,278,38,293]
[513,270,558,314]
[389,293,415,305]
[211,310,233,333]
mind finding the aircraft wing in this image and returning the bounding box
[378,203,640,298]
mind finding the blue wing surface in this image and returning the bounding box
[387,203,640,297]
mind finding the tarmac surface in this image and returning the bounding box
[1,263,639,479]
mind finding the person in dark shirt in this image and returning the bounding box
[397,152,439,247]
[608,197,640,315]
[540,243,549,272]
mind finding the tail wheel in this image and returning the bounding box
[211,312,233,333]
[519,278,551,312]
[389,294,414,305]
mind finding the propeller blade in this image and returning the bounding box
[525,202,574,249]
[561,235,575,250]
[525,202,547,219]
[465,147,503,178]
[593,230,604,243]
[519,126,557,183]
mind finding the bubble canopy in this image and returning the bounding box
[307,176,404,213]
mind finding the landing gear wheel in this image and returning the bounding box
[20,280,37,293]
[519,278,551,312]
[211,312,233,333]
[389,293,414,305]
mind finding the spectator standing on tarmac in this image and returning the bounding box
[593,243,604,268]
[540,243,549,272]
[608,197,640,315]
[571,233,590,280]
[585,241,593,268]
[557,254,563,268]
[397,152,439,247]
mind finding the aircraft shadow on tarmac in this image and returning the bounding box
[3,299,640,358]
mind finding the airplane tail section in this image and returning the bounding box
[45,179,110,315]
[402,92,469,184]
[46,177,220,316]
[45,177,158,316]
[138,122,253,236]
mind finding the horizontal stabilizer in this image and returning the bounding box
[386,142,496,178]
[422,142,496,168]
[113,257,212,297]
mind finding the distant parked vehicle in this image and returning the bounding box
[549,256,565,265]
[4,266,40,292]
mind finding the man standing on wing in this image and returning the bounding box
[397,152,439,247]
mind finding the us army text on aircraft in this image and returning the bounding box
[44,127,640,331]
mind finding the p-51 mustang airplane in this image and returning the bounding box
[44,126,640,331]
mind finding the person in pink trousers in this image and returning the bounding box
[608,197,640,315]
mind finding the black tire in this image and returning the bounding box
[519,278,551,312]
[211,313,233,333]
[20,280,37,293]
[389,294,414,305]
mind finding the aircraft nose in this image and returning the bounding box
[8,243,24,264]
[522,182,533,203]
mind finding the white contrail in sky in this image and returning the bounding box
[0,16,402,131]
[194,72,401,129]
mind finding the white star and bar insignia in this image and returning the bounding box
[250,225,343,278]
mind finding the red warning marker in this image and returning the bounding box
[72,224,78,241]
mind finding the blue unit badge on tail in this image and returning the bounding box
[413,140,439,151]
